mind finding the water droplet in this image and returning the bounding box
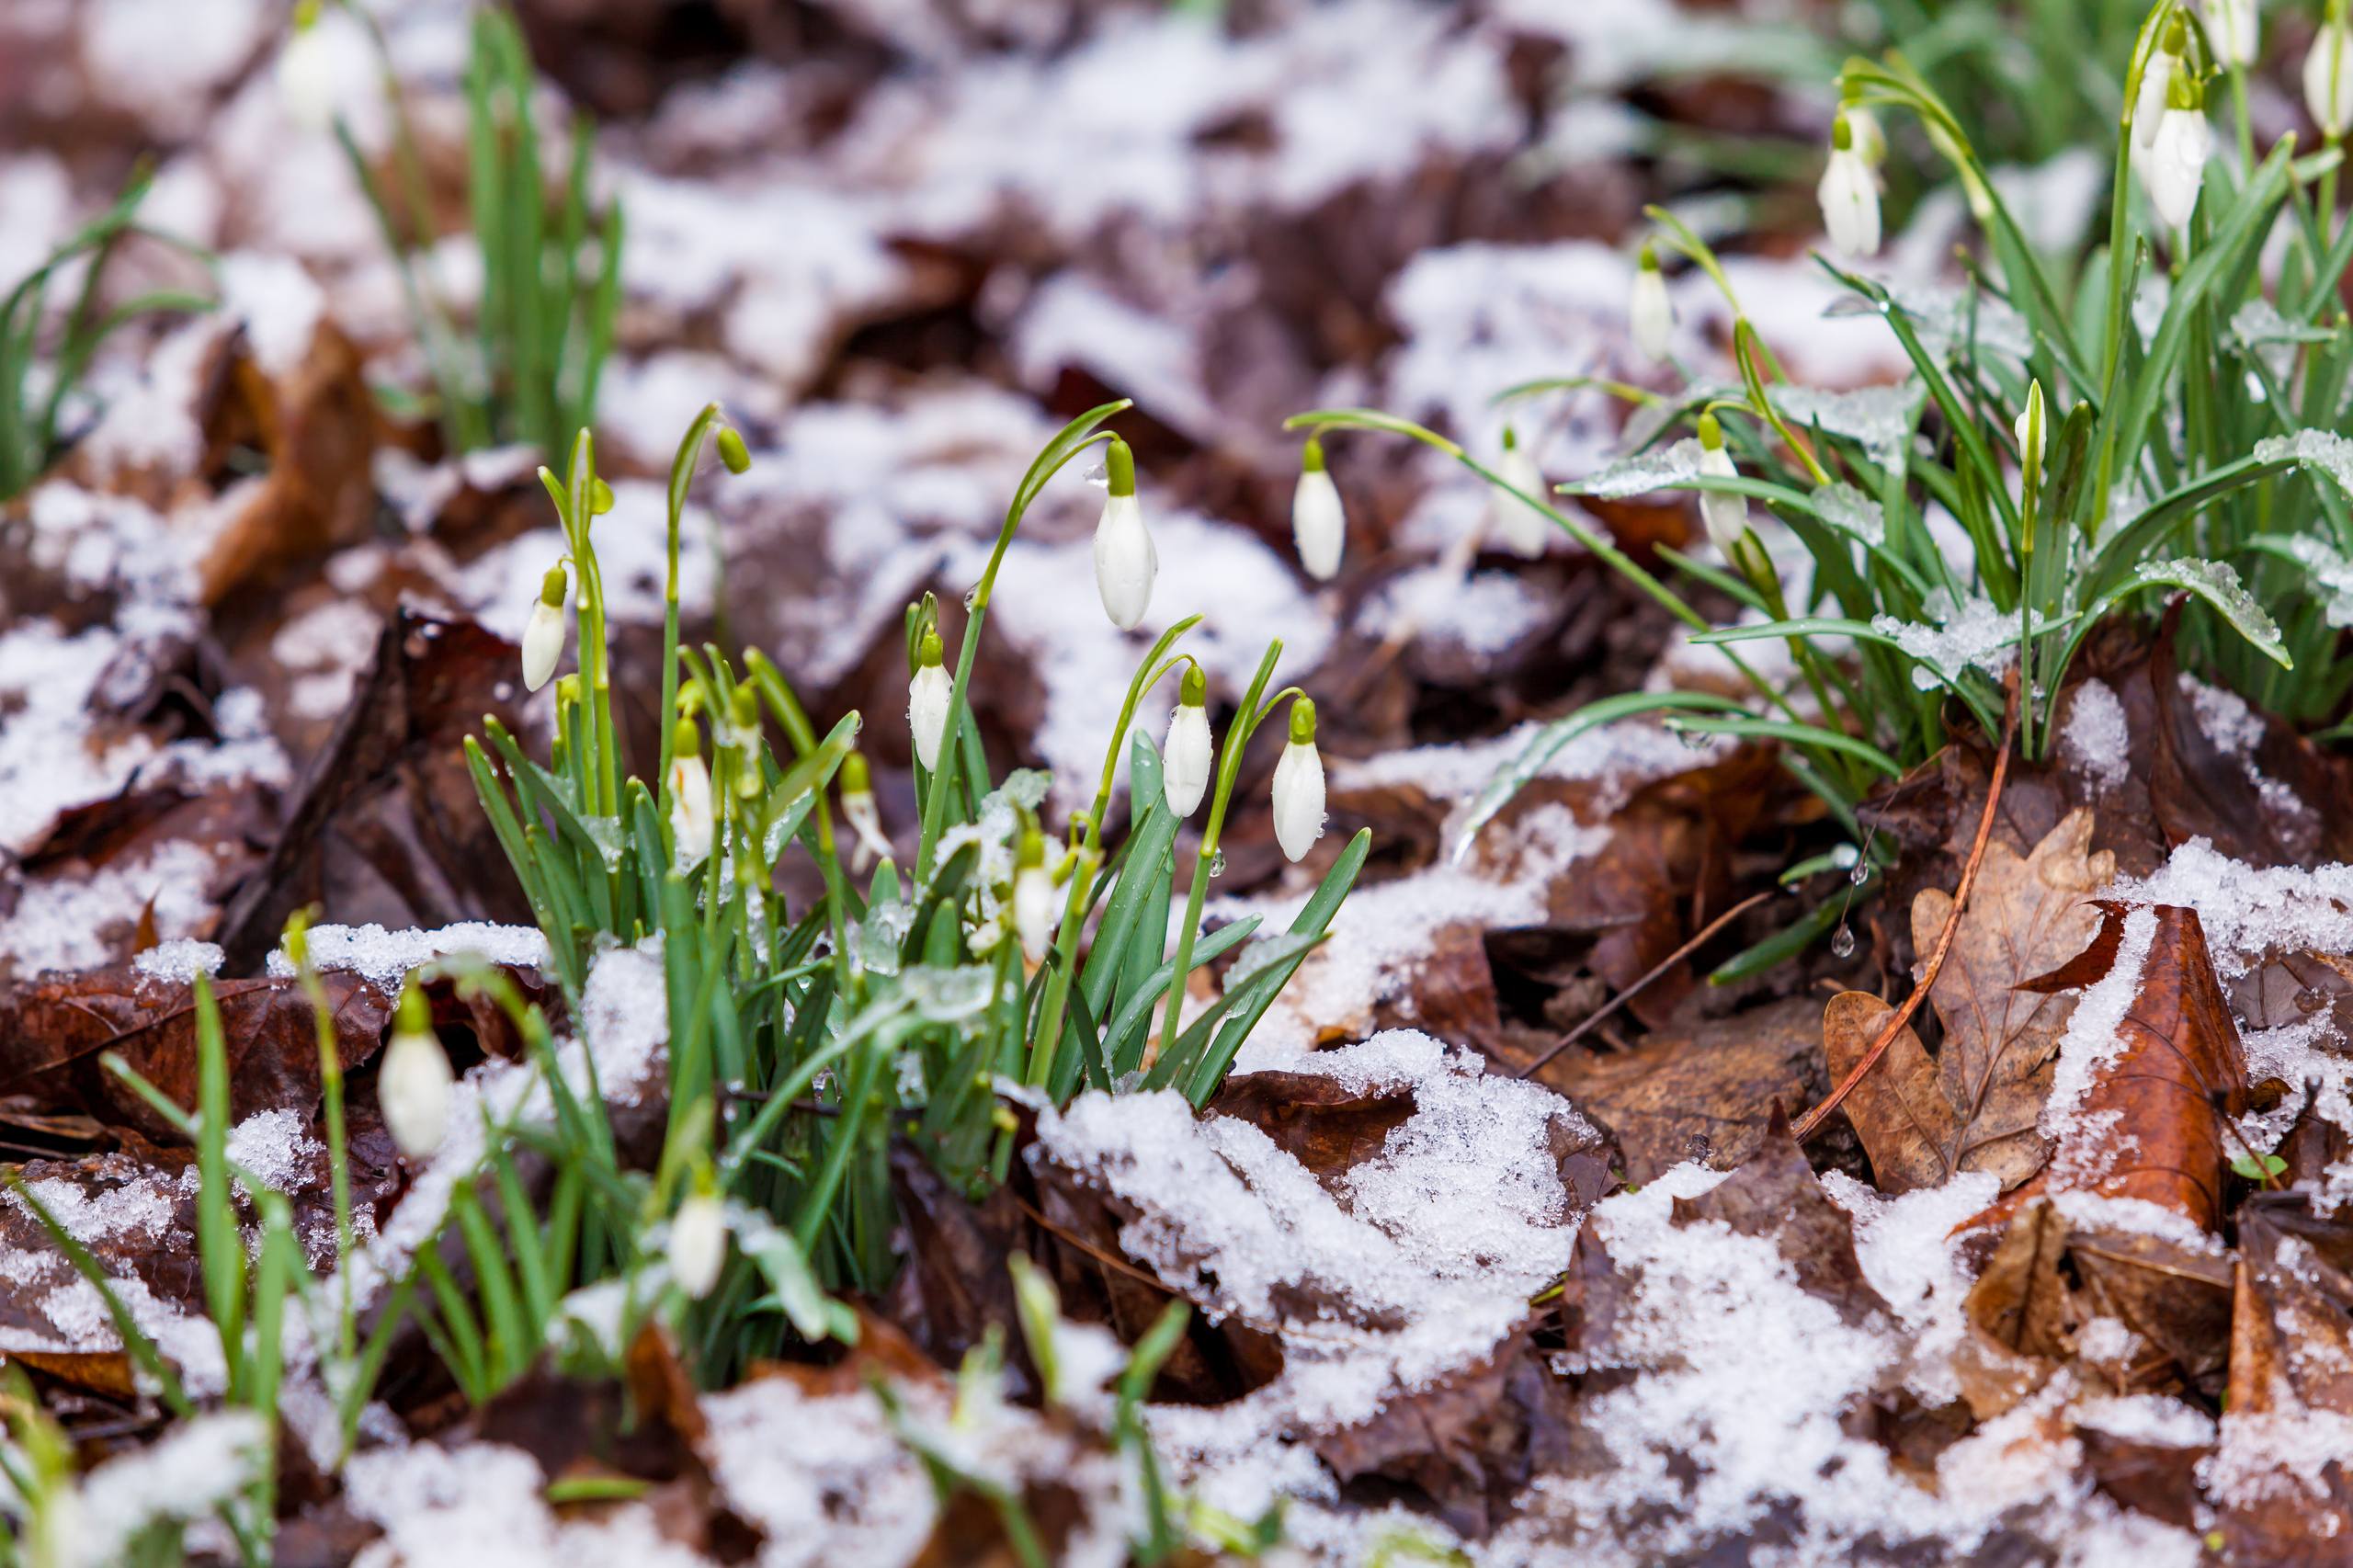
[963,587,979,610]
[1676,727,1712,753]
[1208,848,1227,878]
[1830,925,1857,959]
[2297,986,2328,1014]
[1849,860,1870,886]
[1083,460,1108,487]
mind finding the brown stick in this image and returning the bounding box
[1790,681,2019,1143]
[1515,889,1775,1080]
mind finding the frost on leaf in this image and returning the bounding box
[1568,437,1702,499]
[1824,810,2114,1195]
[1812,481,1886,546]
[1768,381,1923,469]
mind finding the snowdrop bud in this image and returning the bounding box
[2203,0,2259,68]
[1490,428,1551,559]
[2135,15,2188,149]
[667,718,715,863]
[908,631,951,772]
[1092,437,1155,631]
[1695,413,1750,558]
[1630,242,1674,361]
[2144,67,2211,229]
[716,426,752,474]
[669,1184,727,1301]
[1291,437,1346,581]
[1163,665,1214,817]
[380,986,452,1161]
[1013,829,1054,963]
[590,477,615,516]
[1818,114,1881,259]
[839,752,893,872]
[1271,699,1325,864]
[2311,20,2353,134]
[521,564,568,692]
[2014,381,2046,479]
[277,0,335,133]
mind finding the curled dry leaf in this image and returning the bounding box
[1824,809,2112,1195]
[2003,900,2251,1232]
[2216,1195,2353,1559]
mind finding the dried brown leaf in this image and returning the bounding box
[1825,809,2112,1194]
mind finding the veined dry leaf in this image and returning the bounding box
[2216,1195,2353,1559]
[2006,901,2251,1232]
[1824,809,2113,1194]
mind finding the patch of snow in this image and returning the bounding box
[2060,678,2131,790]
[0,839,222,976]
[266,921,552,992]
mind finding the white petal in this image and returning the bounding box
[1092,492,1155,630]
[521,600,565,692]
[1698,445,1749,557]
[668,756,715,864]
[844,792,892,870]
[1630,268,1674,361]
[1163,704,1213,816]
[2311,27,2353,133]
[1490,447,1551,558]
[1291,470,1346,581]
[1271,740,1325,863]
[379,1027,452,1160]
[1817,150,1881,259]
[2132,50,2177,149]
[1014,867,1055,963]
[670,1194,727,1300]
[908,665,952,771]
[277,27,337,132]
[2148,108,2210,229]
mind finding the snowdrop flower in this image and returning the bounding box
[277,0,336,132]
[380,986,452,1161]
[2014,381,2046,481]
[1291,436,1346,581]
[1013,829,1054,963]
[2203,0,2259,68]
[1270,699,1325,864]
[1630,242,1674,361]
[838,752,893,872]
[520,564,567,692]
[667,717,715,863]
[908,630,951,772]
[669,1185,727,1301]
[2135,15,2188,149]
[1695,413,1750,557]
[2310,18,2353,134]
[1163,665,1213,816]
[1840,97,1887,167]
[1092,437,1155,630]
[1489,428,1551,558]
[1818,114,1881,259]
[2143,66,2211,230]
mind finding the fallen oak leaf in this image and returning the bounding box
[1824,809,2112,1194]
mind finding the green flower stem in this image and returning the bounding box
[1025,622,1200,1088]
[916,401,1132,881]
[661,403,729,793]
[287,918,357,1364]
[1154,646,1290,1070]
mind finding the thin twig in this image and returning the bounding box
[1516,889,1776,1080]
[1790,679,2019,1143]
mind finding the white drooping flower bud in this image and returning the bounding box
[277,0,336,133]
[1291,437,1346,581]
[667,718,715,864]
[908,631,952,772]
[1270,699,1325,864]
[2143,66,2211,230]
[669,1185,727,1301]
[1092,437,1155,630]
[1163,665,1213,817]
[1818,114,1881,259]
[2014,380,2046,482]
[1841,99,1887,166]
[2312,20,2353,135]
[1013,829,1055,964]
[521,563,568,692]
[838,752,893,873]
[380,986,452,1161]
[1630,242,1674,361]
[1489,428,1551,559]
[1695,413,1750,558]
[2136,15,2188,149]
[2203,0,2259,68]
